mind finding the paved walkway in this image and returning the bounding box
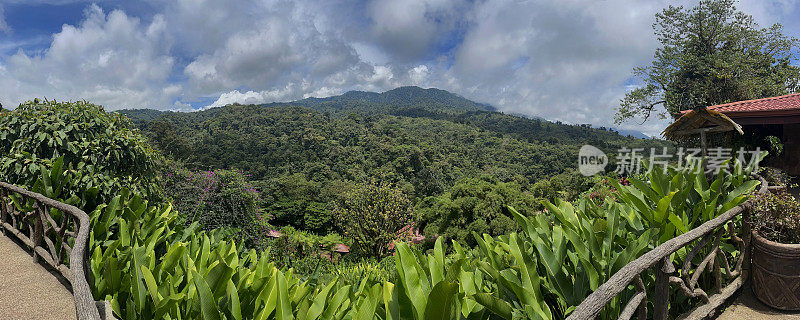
[717,287,800,320]
[0,235,77,320]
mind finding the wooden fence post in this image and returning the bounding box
[33,202,44,263]
[0,189,6,236]
[742,202,752,282]
[654,257,674,320]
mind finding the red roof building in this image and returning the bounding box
[680,93,800,125]
[673,93,800,175]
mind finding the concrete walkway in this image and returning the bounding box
[717,287,800,320]
[0,235,77,320]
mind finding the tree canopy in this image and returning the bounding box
[616,0,800,123]
[120,87,672,247]
[0,99,161,207]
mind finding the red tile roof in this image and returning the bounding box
[680,93,800,115]
[333,244,350,253]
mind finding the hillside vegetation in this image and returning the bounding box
[0,98,760,320]
[120,87,671,242]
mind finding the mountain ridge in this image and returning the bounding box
[119,86,654,142]
[266,86,495,115]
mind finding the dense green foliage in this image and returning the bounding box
[28,153,758,320]
[124,105,597,194]
[617,0,800,122]
[120,87,669,193]
[262,226,349,274]
[0,99,160,207]
[417,175,539,245]
[333,182,415,257]
[1,100,762,320]
[119,87,671,247]
[260,173,344,234]
[160,161,266,246]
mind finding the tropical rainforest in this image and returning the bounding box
[0,96,760,320]
[120,86,671,244]
[0,0,786,319]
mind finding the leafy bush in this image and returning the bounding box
[752,191,800,244]
[80,177,488,319]
[760,167,795,188]
[418,175,539,245]
[160,161,266,247]
[333,258,396,285]
[580,177,621,205]
[609,161,760,245]
[263,226,348,270]
[260,173,335,234]
[531,172,599,202]
[0,99,160,207]
[333,182,414,258]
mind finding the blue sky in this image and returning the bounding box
[1,0,800,136]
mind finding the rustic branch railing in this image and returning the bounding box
[567,175,770,320]
[0,182,102,320]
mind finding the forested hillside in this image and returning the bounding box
[120,87,671,240]
[121,86,666,183]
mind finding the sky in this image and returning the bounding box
[1,0,799,136]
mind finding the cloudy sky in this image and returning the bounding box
[1,0,799,136]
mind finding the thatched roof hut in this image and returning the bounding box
[663,108,743,142]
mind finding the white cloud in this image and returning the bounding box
[178,0,365,97]
[203,63,402,108]
[409,65,429,85]
[0,5,175,109]
[2,0,800,137]
[205,84,299,109]
[0,4,9,34]
[417,0,681,136]
[367,0,468,61]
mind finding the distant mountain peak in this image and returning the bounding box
[285,86,494,114]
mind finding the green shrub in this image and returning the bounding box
[418,175,538,245]
[333,258,396,286]
[333,181,414,258]
[261,173,335,234]
[531,172,599,202]
[0,99,160,207]
[160,161,266,247]
[263,226,348,270]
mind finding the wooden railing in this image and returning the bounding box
[567,175,770,320]
[0,182,102,320]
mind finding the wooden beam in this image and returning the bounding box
[673,126,734,136]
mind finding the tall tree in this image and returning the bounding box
[616,0,800,123]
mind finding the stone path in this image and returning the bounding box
[717,287,800,320]
[0,235,77,320]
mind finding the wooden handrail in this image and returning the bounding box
[567,175,770,320]
[0,182,101,320]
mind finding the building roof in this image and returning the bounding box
[333,244,350,253]
[680,93,800,116]
[664,108,743,141]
